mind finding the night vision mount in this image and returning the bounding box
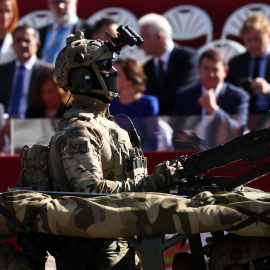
[105,25,144,54]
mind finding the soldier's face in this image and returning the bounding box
[12,28,40,63]
[99,66,117,74]
[97,58,115,72]
[113,63,131,92]
[243,28,270,57]
[198,58,228,89]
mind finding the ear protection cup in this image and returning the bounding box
[70,67,93,92]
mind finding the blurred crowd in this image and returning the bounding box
[1,0,270,153]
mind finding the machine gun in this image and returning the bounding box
[172,127,270,196]
[12,127,270,197]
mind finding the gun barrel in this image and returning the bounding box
[181,127,270,177]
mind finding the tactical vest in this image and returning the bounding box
[48,111,148,191]
[17,144,52,191]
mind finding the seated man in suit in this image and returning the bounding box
[0,25,51,118]
[226,14,270,114]
[173,49,250,149]
[37,0,92,64]
[138,13,199,115]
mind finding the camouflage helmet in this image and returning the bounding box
[55,31,117,100]
[204,234,270,270]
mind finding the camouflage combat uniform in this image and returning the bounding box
[46,94,168,269]
[12,30,181,269]
[0,242,30,270]
[48,95,166,193]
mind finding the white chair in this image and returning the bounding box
[163,5,213,44]
[198,39,246,63]
[18,10,52,28]
[221,3,270,39]
[118,46,151,65]
[157,118,174,151]
[87,7,139,33]
[10,119,56,155]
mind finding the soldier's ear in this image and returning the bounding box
[70,67,93,91]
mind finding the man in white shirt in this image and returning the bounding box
[0,25,51,118]
[37,0,92,64]
[138,13,199,115]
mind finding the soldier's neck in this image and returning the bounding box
[71,95,109,115]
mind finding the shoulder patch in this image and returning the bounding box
[69,140,88,153]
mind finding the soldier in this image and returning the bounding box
[36,30,182,269]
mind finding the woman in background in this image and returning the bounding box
[110,58,160,150]
[0,0,18,64]
[26,66,72,119]
[110,57,159,117]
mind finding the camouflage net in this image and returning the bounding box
[0,188,270,239]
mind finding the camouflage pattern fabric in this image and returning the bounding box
[13,95,181,269]
[204,233,270,270]
[17,145,52,191]
[47,95,177,194]
[0,187,270,238]
[0,242,30,270]
[37,234,138,270]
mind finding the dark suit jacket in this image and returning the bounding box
[173,82,250,149]
[226,51,270,114]
[37,19,92,58]
[0,58,51,113]
[174,81,250,129]
[144,43,199,115]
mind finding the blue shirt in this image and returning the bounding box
[109,94,159,117]
[110,94,159,151]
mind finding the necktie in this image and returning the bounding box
[43,25,69,63]
[253,57,261,78]
[252,56,267,112]
[9,65,25,115]
[157,59,165,88]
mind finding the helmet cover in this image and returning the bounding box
[55,31,117,99]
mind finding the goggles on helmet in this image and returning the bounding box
[96,59,114,71]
